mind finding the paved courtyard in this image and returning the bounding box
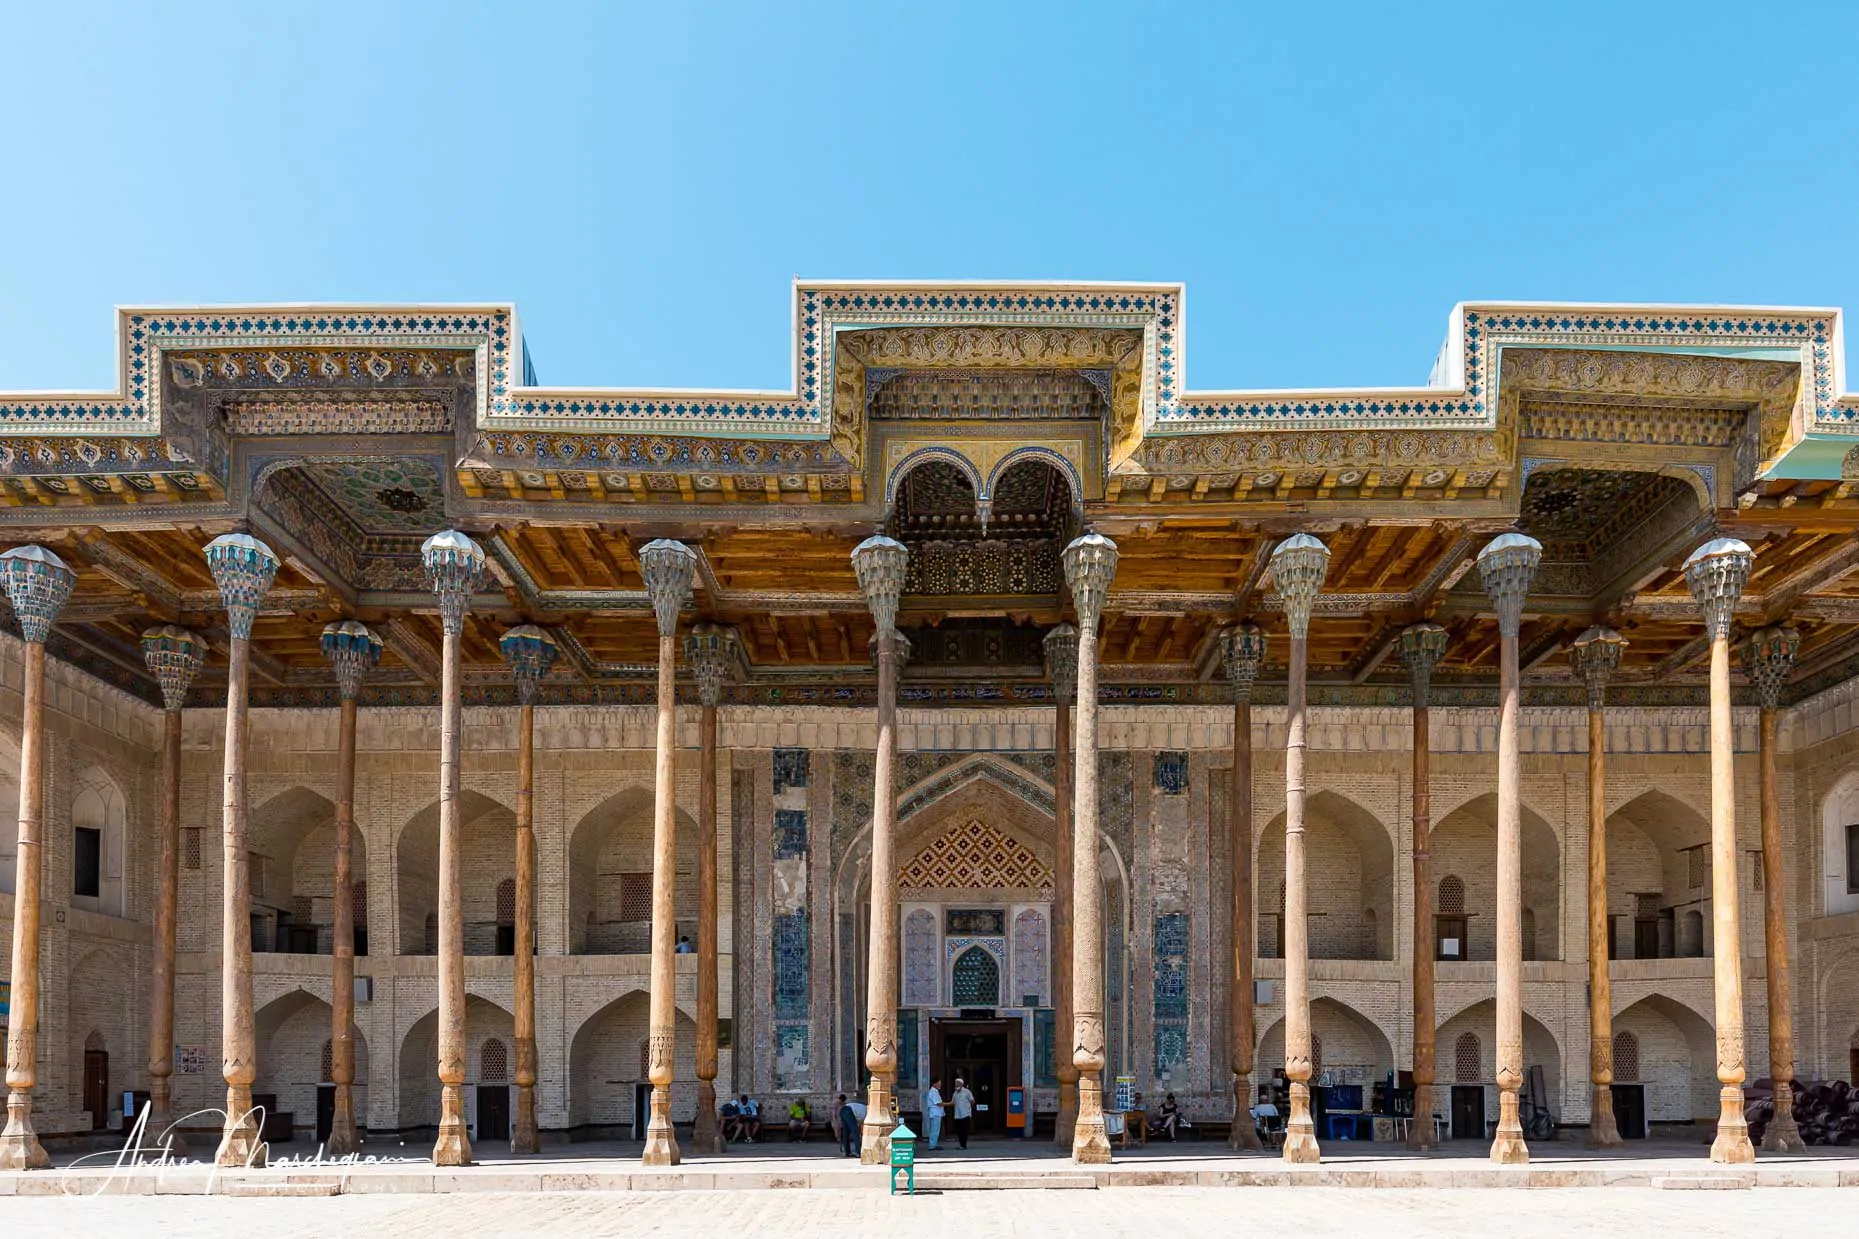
[3,1185,1856,1239]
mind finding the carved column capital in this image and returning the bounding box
[1396,621,1448,707]
[204,534,278,641]
[1740,624,1800,711]
[0,546,75,645]
[499,624,558,706]
[683,622,736,708]
[1269,534,1329,638]
[1220,622,1267,704]
[321,621,383,703]
[1044,623,1079,703]
[1476,533,1543,638]
[639,539,698,638]
[1569,625,1627,713]
[420,530,486,637]
[1062,533,1119,627]
[1684,537,1754,641]
[852,534,909,635]
[141,624,205,712]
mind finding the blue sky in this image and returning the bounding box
[3,2,1857,395]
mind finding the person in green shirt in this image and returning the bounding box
[787,1098,813,1141]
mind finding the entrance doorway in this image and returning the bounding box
[929,1018,1021,1137]
[83,1041,110,1131]
[316,1084,334,1145]
[1610,1084,1646,1139]
[477,1084,510,1143]
[1449,1084,1485,1140]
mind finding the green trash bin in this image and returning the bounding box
[888,1122,917,1195]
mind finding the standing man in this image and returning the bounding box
[924,1078,946,1151]
[952,1078,976,1150]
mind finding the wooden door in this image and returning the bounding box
[1449,1084,1483,1140]
[84,1049,109,1131]
[1435,916,1468,961]
[1634,918,1660,960]
[477,1085,509,1142]
[1610,1083,1646,1139]
[316,1084,335,1145]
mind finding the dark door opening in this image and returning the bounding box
[477,1085,509,1143]
[632,1081,651,1140]
[1449,1084,1484,1140]
[1634,918,1660,960]
[316,1084,335,1145]
[1436,916,1468,961]
[1610,1083,1646,1139]
[83,1049,109,1131]
[928,1018,1021,1137]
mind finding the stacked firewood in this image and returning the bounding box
[1747,1080,1859,1146]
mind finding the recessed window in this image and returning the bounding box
[1847,824,1859,895]
[74,826,101,899]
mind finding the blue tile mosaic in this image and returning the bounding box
[897,1010,920,1089]
[773,909,810,1019]
[1153,912,1189,1076]
[1152,752,1189,795]
[773,809,808,860]
[1034,1008,1058,1088]
[773,748,810,794]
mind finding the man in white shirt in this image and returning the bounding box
[923,1078,945,1151]
[951,1078,976,1150]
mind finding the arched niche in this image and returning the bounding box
[567,990,700,1132]
[1606,789,1713,960]
[1821,771,1859,917]
[396,791,515,956]
[1435,997,1563,1126]
[565,786,699,955]
[397,994,513,1134]
[249,787,370,956]
[1613,994,1716,1123]
[254,989,371,1139]
[1256,997,1396,1086]
[69,765,128,916]
[1257,790,1396,961]
[1432,793,1562,961]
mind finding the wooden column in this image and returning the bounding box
[1045,624,1079,1148]
[1398,622,1447,1152]
[1744,624,1804,1152]
[1221,623,1265,1152]
[204,534,281,1168]
[423,530,487,1168]
[1477,532,1542,1166]
[0,546,74,1172]
[321,621,381,1157]
[1570,626,1626,1147]
[1270,534,1329,1164]
[853,535,908,1164]
[1685,538,1757,1164]
[685,623,735,1156]
[499,624,556,1155]
[639,540,697,1167]
[141,625,203,1152]
[1062,532,1117,1165]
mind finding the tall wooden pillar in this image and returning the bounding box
[1269,534,1330,1164]
[321,621,381,1156]
[1477,531,1542,1166]
[853,535,908,1163]
[1397,621,1447,1151]
[1063,532,1118,1165]
[685,622,735,1156]
[141,625,204,1151]
[422,530,487,1168]
[1685,537,1757,1165]
[1744,624,1804,1153]
[1044,624,1079,1148]
[1221,623,1265,1152]
[204,534,281,1168]
[639,539,698,1168]
[499,624,556,1155]
[0,546,74,1172]
[1570,625,1626,1148]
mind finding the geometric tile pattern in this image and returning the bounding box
[1152,752,1189,794]
[1012,908,1048,1008]
[898,819,1052,892]
[1152,911,1189,1077]
[903,908,939,1007]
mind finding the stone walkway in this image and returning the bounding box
[5,1136,1857,1196]
[0,1185,1855,1239]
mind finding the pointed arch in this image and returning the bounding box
[255,988,370,1132]
[396,790,516,956]
[1256,997,1396,1084]
[567,989,699,1130]
[1431,792,1562,961]
[1258,789,1396,960]
[70,763,128,915]
[1613,995,1715,1122]
[565,785,697,954]
[397,994,511,1132]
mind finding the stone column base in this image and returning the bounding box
[1228,1075,1263,1152]
[432,1083,474,1167]
[1282,1081,1321,1164]
[1489,1089,1529,1165]
[215,1086,268,1168]
[325,1084,359,1157]
[690,1080,724,1155]
[512,1084,540,1155]
[642,1084,680,1166]
[1405,1083,1434,1152]
[858,1077,894,1165]
[0,1092,50,1171]
[1071,1074,1112,1164]
[1053,1077,1078,1149]
[1710,1087,1755,1164]
[1761,1088,1805,1154]
[1588,1084,1623,1147]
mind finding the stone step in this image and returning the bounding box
[218,1179,344,1197]
[1652,1176,1752,1190]
[912,1173,1098,1190]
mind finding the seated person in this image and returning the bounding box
[787,1098,812,1141]
[1157,1091,1182,1141]
[1250,1087,1281,1141]
[720,1097,742,1143]
[739,1094,762,1143]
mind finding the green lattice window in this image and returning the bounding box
[951,946,1000,1007]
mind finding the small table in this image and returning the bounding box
[1114,1109,1147,1147]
